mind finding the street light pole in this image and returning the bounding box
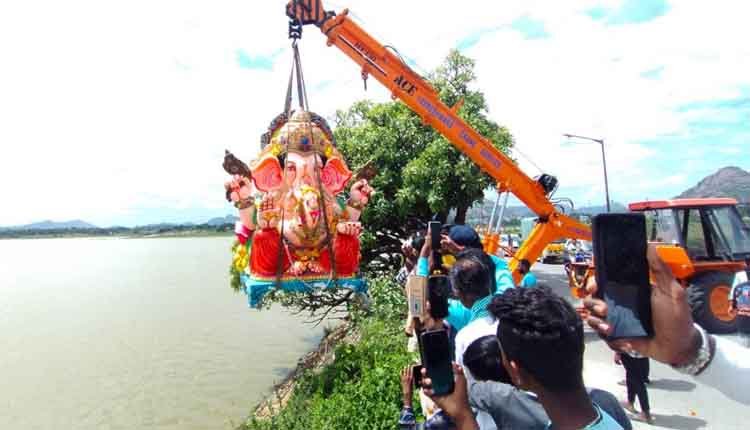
[599,139,611,213]
[563,133,611,213]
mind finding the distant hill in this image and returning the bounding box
[206,215,239,226]
[676,166,750,203]
[0,219,98,231]
[1,214,240,233]
[571,202,627,215]
[465,199,626,224]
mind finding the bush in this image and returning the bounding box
[241,276,420,430]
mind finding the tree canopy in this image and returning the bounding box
[335,49,514,266]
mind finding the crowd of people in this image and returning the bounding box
[393,224,749,430]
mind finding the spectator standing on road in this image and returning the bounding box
[729,281,750,347]
[614,352,653,424]
[518,259,537,288]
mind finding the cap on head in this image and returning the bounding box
[448,225,482,249]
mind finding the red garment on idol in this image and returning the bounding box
[245,228,360,278]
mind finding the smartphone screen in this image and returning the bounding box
[427,275,450,317]
[428,221,442,249]
[412,364,423,389]
[428,221,442,273]
[593,213,654,339]
[420,329,454,395]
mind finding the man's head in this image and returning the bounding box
[488,285,585,394]
[518,259,531,275]
[449,248,493,308]
[444,225,483,253]
[426,275,451,324]
[463,335,511,384]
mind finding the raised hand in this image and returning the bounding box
[584,244,700,366]
[440,234,463,255]
[256,192,281,230]
[225,175,253,203]
[421,363,479,430]
[349,179,373,207]
[337,221,362,237]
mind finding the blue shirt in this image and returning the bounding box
[491,255,515,294]
[520,272,538,288]
[417,255,511,331]
[546,404,623,430]
[446,299,472,332]
[416,257,469,331]
[417,255,514,294]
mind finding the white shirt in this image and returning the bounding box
[454,316,499,430]
[455,316,499,368]
[696,335,750,404]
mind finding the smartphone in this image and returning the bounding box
[428,221,442,248]
[428,221,442,273]
[412,364,423,388]
[420,329,454,395]
[427,275,451,318]
[406,275,427,319]
[592,213,654,339]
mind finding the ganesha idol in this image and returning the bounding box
[224,110,373,307]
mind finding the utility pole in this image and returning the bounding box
[563,133,611,212]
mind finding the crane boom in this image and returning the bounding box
[286,1,591,281]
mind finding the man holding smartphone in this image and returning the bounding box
[585,245,750,405]
[422,286,623,430]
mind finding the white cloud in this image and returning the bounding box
[0,0,748,225]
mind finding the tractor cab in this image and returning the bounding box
[629,198,750,333]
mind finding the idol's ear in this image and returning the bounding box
[252,156,283,192]
[320,157,352,194]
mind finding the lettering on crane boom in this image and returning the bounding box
[460,129,477,148]
[417,96,455,129]
[354,40,377,63]
[393,75,417,95]
[480,147,502,169]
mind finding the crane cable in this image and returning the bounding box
[277,20,339,289]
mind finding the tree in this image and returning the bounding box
[335,49,514,269]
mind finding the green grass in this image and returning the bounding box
[241,276,420,430]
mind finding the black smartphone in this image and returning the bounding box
[427,275,451,318]
[592,213,654,339]
[420,329,454,395]
[412,364,423,389]
[428,221,442,272]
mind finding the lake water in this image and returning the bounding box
[0,237,325,430]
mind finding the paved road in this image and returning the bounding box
[533,263,744,430]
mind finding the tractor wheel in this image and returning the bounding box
[687,271,737,334]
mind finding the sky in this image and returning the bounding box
[0,0,748,227]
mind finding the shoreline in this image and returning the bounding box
[0,230,235,240]
[250,321,357,422]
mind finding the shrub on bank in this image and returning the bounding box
[241,276,421,430]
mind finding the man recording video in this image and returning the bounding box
[416,224,514,332]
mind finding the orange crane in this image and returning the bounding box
[285,0,592,283]
[284,1,750,334]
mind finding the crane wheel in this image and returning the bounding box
[687,271,737,334]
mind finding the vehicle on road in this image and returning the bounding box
[631,198,750,333]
